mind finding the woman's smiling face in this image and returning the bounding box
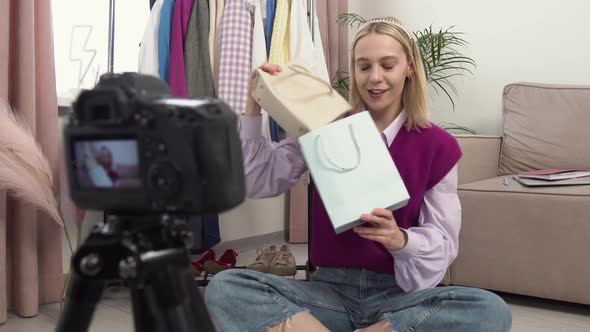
[354,32,413,116]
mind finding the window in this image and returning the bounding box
[52,0,150,104]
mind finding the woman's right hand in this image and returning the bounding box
[245,63,282,116]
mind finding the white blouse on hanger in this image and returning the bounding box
[289,0,329,82]
[249,0,273,143]
[138,0,164,76]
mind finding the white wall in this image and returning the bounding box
[219,196,286,242]
[348,0,590,134]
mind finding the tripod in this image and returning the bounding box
[56,213,216,332]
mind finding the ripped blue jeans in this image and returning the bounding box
[205,267,511,332]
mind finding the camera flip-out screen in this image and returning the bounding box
[73,139,141,189]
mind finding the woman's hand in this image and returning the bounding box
[353,208,408,251]
[245,63,282,116]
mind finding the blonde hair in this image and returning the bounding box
[349,17,430,130]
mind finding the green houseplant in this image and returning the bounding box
[334,14,477,134]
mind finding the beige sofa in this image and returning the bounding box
[450,82,590,305]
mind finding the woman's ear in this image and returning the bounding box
[407,61,415,79]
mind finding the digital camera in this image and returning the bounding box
[63,72,245,214]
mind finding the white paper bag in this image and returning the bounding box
[298,112,410,234]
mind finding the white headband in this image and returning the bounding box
[358,18,415,41]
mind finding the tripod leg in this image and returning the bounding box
[56,272,106,332]
[137,249,216,332]
[131,287,162,332]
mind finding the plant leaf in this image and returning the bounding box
[336,13,367,29]
[431,79,456,109]
[438,122,477,134]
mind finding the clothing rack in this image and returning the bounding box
[140,0,318,278]
[305,0,316,276]
[146,0,316,38]
[108,0,116,73]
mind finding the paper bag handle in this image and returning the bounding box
[314,123,361,173]
[287,64,335,94]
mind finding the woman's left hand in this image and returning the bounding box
[353,208,408,251]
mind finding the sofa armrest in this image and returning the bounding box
[454,135,502,185]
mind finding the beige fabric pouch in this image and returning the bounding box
[251,64,352,138]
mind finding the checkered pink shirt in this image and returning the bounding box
[217,0,252,114]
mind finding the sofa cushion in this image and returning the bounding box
[498,82,590,175]
[455,176,590,304]
[455,135,502,185]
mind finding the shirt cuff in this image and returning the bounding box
[239,115,263,140]
[391,229,425,261]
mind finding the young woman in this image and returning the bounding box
[205,17,512,332]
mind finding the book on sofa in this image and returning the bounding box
[513,175,590,187]
[518,169,590,181]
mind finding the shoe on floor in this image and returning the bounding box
[191,249,215,276]
[246,245,277,273]
[203,249,238,276]
[269,245,297,277]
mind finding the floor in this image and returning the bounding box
[2,232,589,332]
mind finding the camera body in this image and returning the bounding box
[64,72,245,214]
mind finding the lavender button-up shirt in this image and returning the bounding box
[239,111,461,292]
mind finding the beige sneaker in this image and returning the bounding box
[269,245,297,277]
[247,245,277,273]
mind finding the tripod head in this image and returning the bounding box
[57,213,216,332]
[72,213,191,282]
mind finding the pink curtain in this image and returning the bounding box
[288,0,348,243]
[316,0,349,81]
[0,0,63,323]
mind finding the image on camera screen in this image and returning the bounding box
[74,139,141,189]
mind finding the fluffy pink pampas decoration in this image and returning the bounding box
[0,102,63,225]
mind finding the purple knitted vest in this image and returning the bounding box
[310,124,462,274]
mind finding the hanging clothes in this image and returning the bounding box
[209,0,225,91]
[251,0,273,143]
[195,214,221,254]
[164,0,222,253]
[267,0,291,141]
[217,0,253,115]
[310,1,331,82]
[285,0,330,243]
[260,0,268,24]
[252,0,267,68]
[268,0,290,64]
[185,0,216,97]
[289,0,329,81]
[208,0,217,78]
[185,0,223,253]
[265,0,277,56]
[139,0,163,76]
[158,0,175,82]
[169,0,194,97]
